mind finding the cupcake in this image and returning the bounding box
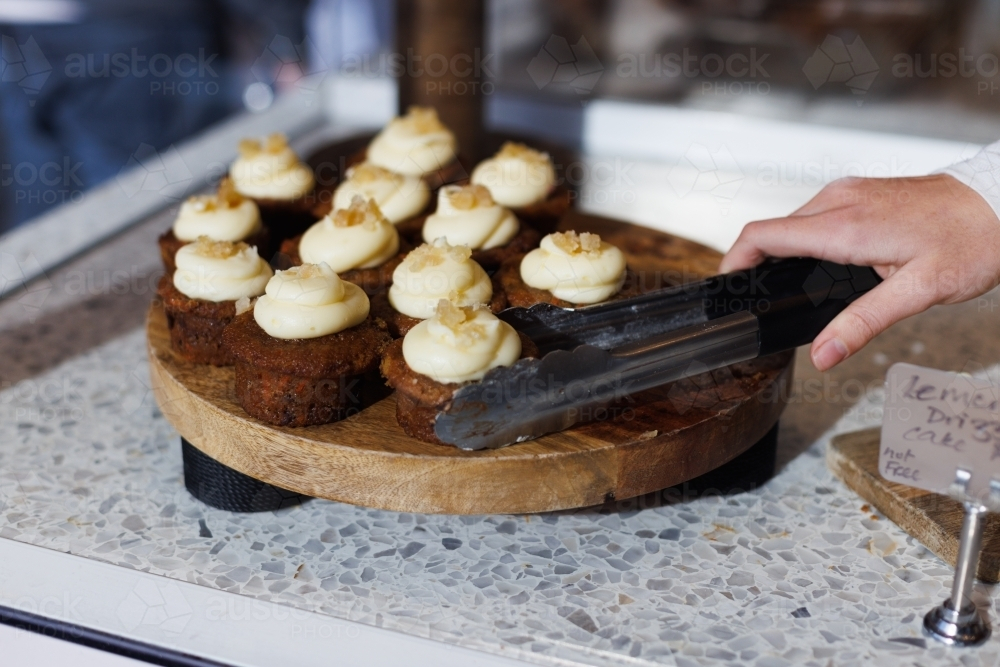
[229,133,318,241]
[366,106,463,189]
[157,238,273,365]
[471,142,570,234]
[372,238,505,337]
[321,162,430,242]
[422,184,540,270]
[223,263,391,427]
[381,301,538,444]
[158,178,269,274]
[279,196,405,295]
[497,230,639,308]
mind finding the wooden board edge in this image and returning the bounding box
[147,331,621,514]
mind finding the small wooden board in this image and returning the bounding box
[828,428,1000,583]
[148,211,794,515]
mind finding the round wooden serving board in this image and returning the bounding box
[148,210,794,514]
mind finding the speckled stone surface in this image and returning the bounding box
[4,207,1000,666]
[3,321,1000,667]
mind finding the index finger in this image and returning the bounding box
[719,210,864,273]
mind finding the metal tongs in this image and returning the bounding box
[434,257,882,450]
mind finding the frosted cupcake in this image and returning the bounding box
[421,184,539,270]
[497,230,638,308]
[471,142,570,234]
[365,106,463,189]
[280,196,406,295]
[223,263,391,427]
[156,238,273,365]
[380,301,538,444]
[158,178,269,274]
[325,162,430,241]
[229,133,318,240]
[371,238,506,337]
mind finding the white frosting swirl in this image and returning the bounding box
[422,184,519,250]
[230,133,315,201]
[402,301,521,384]
[367,106,457,177]
[388,238,492,320]
[520,231,626,304]
[471,142,556,208]
[172,180,262,242]
[299,196,400,272]
[333,162,429,224]
[253,263,370,340]
[172,238,272,302]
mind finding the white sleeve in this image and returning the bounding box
[941,140,1000,221]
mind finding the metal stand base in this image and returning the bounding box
[923,600,991,647]
[921,470,998,648]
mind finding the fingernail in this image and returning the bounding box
[812,338,848,370]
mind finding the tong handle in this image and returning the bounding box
[712,258,882,355]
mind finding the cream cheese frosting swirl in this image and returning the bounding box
[421,184,519,250]
[333,162,430,224]
[230,133,315,201]
[402,301,521,384]
[471,142,556,208]
[520,231,626,304]
[172,237,272,302]
[388,238,492,320]
[253,263,370,340]
[299,196,401,272]
[172,179,262,242]
[367,106,458,177]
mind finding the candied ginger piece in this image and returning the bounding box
[551,230,602,255]
[217,177,244,208]
[193,237,248,259]
[408,238,472,271]
[332,196,386,229]
[449,184,494,211]
[264,133,289,153]
[496,141,550,165]
[403,106,446,133]
[351,163,401,184]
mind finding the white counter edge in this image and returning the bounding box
[0,537,537,667]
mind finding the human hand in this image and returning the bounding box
[719,175,1000,371]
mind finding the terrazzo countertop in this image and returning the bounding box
[5,200,1000,667]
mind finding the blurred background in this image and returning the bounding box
[3,0,1000,234]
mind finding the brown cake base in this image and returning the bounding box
[157,227,272,275]
[459,223,540,272]
[252,186,329,245]
[496,255,644,309]
[513,186,572,235]
[380,333,539,444]
[223,312,390,427]
[370,279,507,338]
[276,236,411,295]
[156,276,238,366]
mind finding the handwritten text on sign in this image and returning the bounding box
[880,363,1000,500]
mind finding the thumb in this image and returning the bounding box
[809,264,933,371]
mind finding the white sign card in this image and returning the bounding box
[880,362,1000,502]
